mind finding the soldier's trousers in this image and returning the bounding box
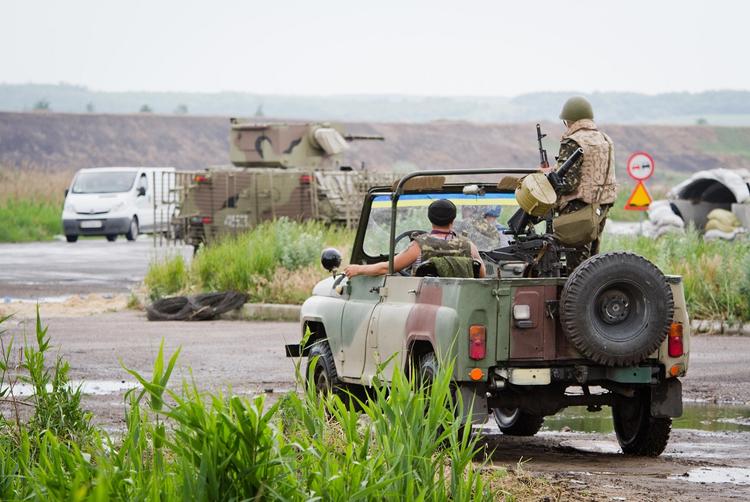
[563,207,610,272]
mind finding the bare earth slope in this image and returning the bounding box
[2,112,750,179]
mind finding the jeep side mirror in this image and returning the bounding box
[137,186,146,196]
[321,248,342,273]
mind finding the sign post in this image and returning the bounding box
[624,151,655,211]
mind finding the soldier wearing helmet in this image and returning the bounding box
[344,199,486,278]
[548,96,617,270]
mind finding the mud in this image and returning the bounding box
[3,310,750,500]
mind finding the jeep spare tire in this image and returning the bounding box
[560,252,674,367]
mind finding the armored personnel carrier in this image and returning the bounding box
[170,119,393,249]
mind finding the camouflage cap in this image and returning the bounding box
[560,96,594,121]
[428,199,457,226]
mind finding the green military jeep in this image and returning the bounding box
[286,168,689,457]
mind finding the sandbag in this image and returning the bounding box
[705,219,737,233]
[653,213,685,229]
[704,229,739,241]
[707,209,741,228]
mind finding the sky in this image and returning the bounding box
[0,0,746,96]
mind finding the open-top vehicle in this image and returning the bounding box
[286,168,690,456]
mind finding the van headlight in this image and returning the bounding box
[111,201,125,211]
[64,202,75,212]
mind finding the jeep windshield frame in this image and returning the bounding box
[351,168,536,274]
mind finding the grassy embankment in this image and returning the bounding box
[146,219,750,322]
[0,314,560,500]
[146,219,352,304]
[0,164,71,242]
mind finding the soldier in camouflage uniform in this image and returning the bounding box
[344,199,486,278]
[549,97,617,270]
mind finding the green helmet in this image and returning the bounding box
[559,96,594,121]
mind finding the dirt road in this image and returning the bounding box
[4,310,750,500]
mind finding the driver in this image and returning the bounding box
[344,199,486,278]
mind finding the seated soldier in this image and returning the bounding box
[344,199,486,278]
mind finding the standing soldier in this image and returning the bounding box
[550,96,617,271]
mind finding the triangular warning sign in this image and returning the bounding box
[624,181,652,210]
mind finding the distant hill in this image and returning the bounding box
[3,84,750,125]
[2,112,750,185]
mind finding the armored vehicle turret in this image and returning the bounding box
[168,119,393,250]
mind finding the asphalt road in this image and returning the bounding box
[0,238,190,298]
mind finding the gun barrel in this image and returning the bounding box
[554,147,583,179]
[343,134,385,141]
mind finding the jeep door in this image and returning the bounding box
[338,275,384,379]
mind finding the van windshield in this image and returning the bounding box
[72,171,137,194]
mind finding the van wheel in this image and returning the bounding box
[492,407,544,436]
[106,234,117,242]
[126,218,139,241]
[66,235,78,243]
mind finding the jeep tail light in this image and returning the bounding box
[469,324,486,360]
[668,322,683,357]
[201,216,213,225]
[299,174,312,185]
[194,174,209,184]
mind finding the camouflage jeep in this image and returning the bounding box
[286,168,690,457]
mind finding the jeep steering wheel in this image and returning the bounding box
[393,229,427,276]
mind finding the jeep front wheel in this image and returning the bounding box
[492,407,544,436]
[306,341,343,398]
[612,389,671,457]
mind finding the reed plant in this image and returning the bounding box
[0,313,533,500]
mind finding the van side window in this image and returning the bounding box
[137,173,148,195]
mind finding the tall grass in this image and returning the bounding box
[0,313,535,500]
[0,163,73,242]
[145,218,354,302]
[602,229,750,321]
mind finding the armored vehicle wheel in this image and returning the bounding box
[66,235,78,243]
[492,408,544,436]
[126,218,139,241]
[613,389,671,456]
[106,234,117,242]
[560,252,674,367]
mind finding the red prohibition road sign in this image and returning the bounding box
[626,151,655,181]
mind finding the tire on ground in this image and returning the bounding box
[306,341,346,401]
[492,407,544,436]
[560,252,674,367]
[612,389,671,456]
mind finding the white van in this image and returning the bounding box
[62,167,176,243]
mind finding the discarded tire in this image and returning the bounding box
[560,252,674,367]
[146,291,248,321]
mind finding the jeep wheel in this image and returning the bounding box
[613,389,671,456]
[560,252,674,367]
[492,407,544,436]
[306,341,343,398]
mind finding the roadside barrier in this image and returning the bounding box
[146,291,248,321]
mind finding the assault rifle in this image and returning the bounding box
[537,123,549,170]
[507,133,584,235]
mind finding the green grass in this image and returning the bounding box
[145,218,354,302]
[602,230,750,321]
[0,199,61,242]
[0,313,560,500]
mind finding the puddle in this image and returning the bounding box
[558,440,621,454]
[543,403,750,433]
[2,379,137,396]
[671,467,750,485]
